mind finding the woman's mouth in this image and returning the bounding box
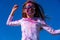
[27,10,32,14]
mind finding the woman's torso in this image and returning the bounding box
[20,18,42,40]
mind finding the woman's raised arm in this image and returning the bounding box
[6,4,21,26]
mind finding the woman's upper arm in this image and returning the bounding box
[40,20,55,34]
[6,13,22,26]
[6,20,21,26]
[40,20,60,35]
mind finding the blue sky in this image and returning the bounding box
[0,0,60,40]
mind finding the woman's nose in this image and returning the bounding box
[27,8,31,12]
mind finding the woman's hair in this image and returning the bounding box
[22,1,46,20]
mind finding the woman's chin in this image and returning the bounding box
[28,14,31,16]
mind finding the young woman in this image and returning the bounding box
[6,0,60,40]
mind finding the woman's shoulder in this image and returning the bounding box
[17,18,24,22]
[37,18,46,24]
[19,18,27,21]
[37,18,42,21]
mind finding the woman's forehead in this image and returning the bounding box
[25,3,34,6]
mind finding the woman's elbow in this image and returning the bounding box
[6,22,11,26]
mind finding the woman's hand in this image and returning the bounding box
[10,4,19,16]
[12,4,19,12]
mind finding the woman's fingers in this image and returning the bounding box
[12,4,19,11]
[14,4,18,8]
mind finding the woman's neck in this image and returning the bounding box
[27,14,34,18]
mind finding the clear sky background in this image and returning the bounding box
[0,0,60,40]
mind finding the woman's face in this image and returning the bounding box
[23,3,35,16]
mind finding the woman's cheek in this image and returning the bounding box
[23,9,27,13]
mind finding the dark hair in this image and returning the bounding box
[22,1,46,20]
